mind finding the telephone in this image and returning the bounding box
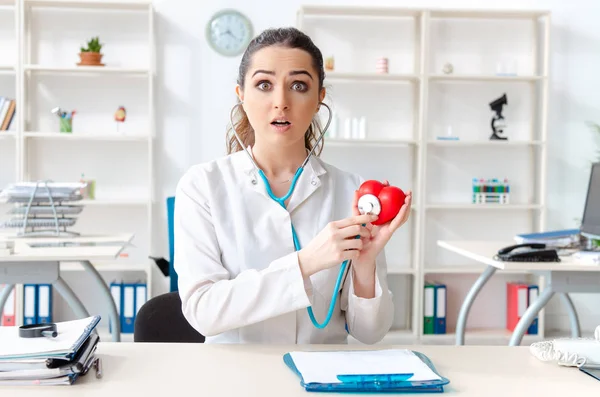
[495,243,560,262]
[530,326,600,369]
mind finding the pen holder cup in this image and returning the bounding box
[60,118,73,133]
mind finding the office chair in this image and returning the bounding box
[134,197,204,343]
[133,292,205,343]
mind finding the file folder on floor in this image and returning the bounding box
[283,349,450,393]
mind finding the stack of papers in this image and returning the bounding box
[0,316,101,386]
[514,229,580,247]
[284,349,450,393]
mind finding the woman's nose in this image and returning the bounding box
[273,87,289,110]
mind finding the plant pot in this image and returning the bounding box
[78,52,104,66]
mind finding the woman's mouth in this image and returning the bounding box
[270,119,292,132]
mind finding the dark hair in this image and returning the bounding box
[226,27,326,155]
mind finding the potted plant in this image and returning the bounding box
[78,36,104,66]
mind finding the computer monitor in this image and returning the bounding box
[580,162,600,240]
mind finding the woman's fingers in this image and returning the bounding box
[352,190,360,217]
[389,191,412,231]
[338,224,371,239]
[340,237,363,251]
[333,214,377,229]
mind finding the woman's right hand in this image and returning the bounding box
[297,214,378,278]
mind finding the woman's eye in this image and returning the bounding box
[292,82,308,92]
[257,81,271,91]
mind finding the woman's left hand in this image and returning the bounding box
[350,181,412,271]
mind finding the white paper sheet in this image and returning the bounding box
[289,349,442,384]
[0,317,97,360]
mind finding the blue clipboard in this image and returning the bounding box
[283,350,450,393]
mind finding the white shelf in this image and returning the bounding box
[299,5,421,18]
[426,204,543,210]
[24,132,150,141]
[0,132,17,140]
[424,266,532,274]
[428,140,544,147]
[60,261,149,272]
[429,74,544,82]
[421,329,542,344]
[325,72,419,83]
[24,0,151,10]
[298,6,551,343]
[325,138,417,147]
[429,9,549,19]
[0,65,16,74]
[24,65,150,75]
[80,198,149,206]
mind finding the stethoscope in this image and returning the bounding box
[19,323,58,338]
[230,101,378,329]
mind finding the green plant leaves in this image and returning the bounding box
[80,36,103,53]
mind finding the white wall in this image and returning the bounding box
[152,0,600,332]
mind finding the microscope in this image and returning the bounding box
[489,93,508,141]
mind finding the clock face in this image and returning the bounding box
[206,10,253,57]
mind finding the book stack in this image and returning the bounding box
[0,316,102,386]
[0,97,16,131]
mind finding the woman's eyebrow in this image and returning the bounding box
[289,70,313,80]
[251,69,313,80]
[251,69,274,78]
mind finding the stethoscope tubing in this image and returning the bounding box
[229,102,345,329]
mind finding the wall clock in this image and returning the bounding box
[206,9,253,57]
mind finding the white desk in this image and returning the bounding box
[2,343,598,395]
[0,233,134,342]
[438,240,600,346]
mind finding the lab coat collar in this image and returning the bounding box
[232,145,327,213]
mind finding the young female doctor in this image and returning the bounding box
[174,27,412,344]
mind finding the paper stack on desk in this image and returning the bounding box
[0,316,101,385]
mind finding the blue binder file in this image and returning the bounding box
[283,349,450,393]
[121,283,136,334]
[36,284,53,324]
[135,283,147,318]
[109,281,123,334]
[527,285,539,334]
[23,284,37,325]
[434,283,447,334]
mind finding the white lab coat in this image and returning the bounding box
[174,147,394,344]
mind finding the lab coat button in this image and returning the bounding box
[311,180,317,186]
[251,179,257,185]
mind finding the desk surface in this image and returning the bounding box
[438,240,600,272]
[0,233,134,262]
[2,343,598,395]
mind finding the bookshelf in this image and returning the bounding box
[298,6,551,345]
[0,0,154,337]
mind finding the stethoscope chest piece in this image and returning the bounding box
[19,323,58,338]
[358,194,381,216]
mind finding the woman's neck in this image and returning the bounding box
[251,142,307,183]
